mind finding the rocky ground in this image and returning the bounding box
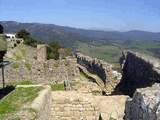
[48,69,127,120]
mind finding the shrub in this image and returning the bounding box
[50,83,64,91]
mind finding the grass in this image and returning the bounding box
[50,83,64,91]
[25,62,32,71]
[0,87,42,119]
[11,63,20,69]
[8,80,34,86]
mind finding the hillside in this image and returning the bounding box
[1,21,160,67]
[1,21,160,47]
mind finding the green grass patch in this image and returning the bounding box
[8,80,34,86]
[0,87,42,119]
[25,62,32,71]
[50,83,64,91]
[11,63,20,69]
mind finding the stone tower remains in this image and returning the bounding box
[37,44,47,62]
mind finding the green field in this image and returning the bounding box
[77,40,160,70]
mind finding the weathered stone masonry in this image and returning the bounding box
[125,84,160,120]
[117,51,160,120]
[0,45,79,83]
[117,51,160,96]
[76,52,113,84]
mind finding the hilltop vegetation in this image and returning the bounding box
[1,21,160,68]
[1,21,160,47]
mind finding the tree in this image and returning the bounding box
[47,41,61,60]
[16,29,30,39]
[16,29,41,47]
[47,41,72,60]
[0,24,3,34]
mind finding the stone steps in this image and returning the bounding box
[49,91,127,120]
[49,91,99,120]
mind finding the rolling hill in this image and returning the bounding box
[1,21,160,68]
[1,21,160,47]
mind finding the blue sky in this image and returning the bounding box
[1,0,160,32]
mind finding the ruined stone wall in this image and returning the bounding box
[37,44,47,62]
[117,51,160,96]
[125,83,160,120]
[76,52,113,84]
[1,57,79,84]
[31,57,79,83]
[0,44,79,84]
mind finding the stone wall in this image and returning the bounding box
[1,57,79,84]
[37,44,47,62]
[124,83,160,120]
[0,44,79,84]
[76,52,114,84]
[117,51,160,119]
[117,51,160,96]
[31,57,79,83]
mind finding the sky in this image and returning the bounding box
[1,0,160,32]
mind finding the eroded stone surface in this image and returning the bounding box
[117,51,160,96]
[50,91,127,120]
[125,83,160,120]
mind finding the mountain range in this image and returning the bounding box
[1,21,160,47]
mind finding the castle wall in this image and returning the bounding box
[37,44,47,62]
[0,44,79,84]
[124,83,160,120]
[117,51,160,120]
[117,51,160,96]
[1,57,79,84]
[76,52,113,84]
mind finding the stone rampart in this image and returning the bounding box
[118,51,160,120]
[76,52,114,84]
[117,51,160,96]
[1,57,79,84]
[0,44,79,84]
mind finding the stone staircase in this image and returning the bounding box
[49,91,127,120]
[49,91,99,120]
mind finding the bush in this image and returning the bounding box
[16,29,42,47]
[47,41,61,60]
[50,83,64,91]
[47,41,72,60]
